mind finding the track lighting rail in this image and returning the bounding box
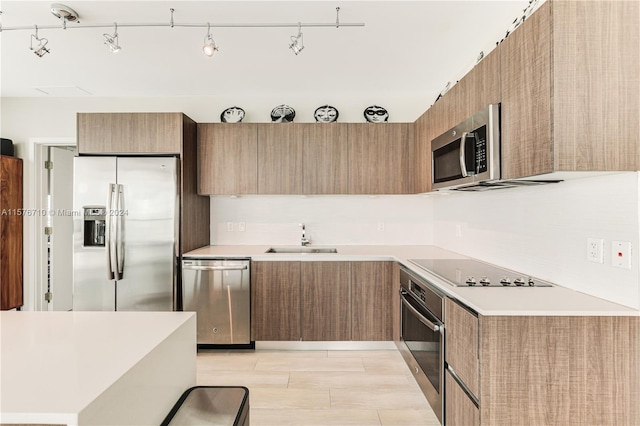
[0,21,364,32]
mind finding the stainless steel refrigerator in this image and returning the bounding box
[73,157,179,311]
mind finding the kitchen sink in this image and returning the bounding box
[265,247,338,254]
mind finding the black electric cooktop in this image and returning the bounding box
[408,258,553,287]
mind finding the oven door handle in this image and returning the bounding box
[400,289,442,333]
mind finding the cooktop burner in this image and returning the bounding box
[408,259,553,287]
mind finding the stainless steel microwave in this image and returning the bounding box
[431,103,500,190]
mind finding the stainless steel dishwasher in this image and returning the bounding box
[182,258,252,349]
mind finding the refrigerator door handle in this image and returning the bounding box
[116,184,125,278]
[106,184,117,280]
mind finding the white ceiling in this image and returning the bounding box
[0,1,530,103]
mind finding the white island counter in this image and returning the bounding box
[0,311,196,425]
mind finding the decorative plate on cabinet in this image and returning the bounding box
[363,105,389,123]
[314,105,339,123]
[220,106,245,123]
[270,105,296,123]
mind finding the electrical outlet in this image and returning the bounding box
[586,238,604,263]
[377,222,385,232]
[455,224,462,238]
[238,222,246,232]
[612,241,632,269]
[226,222,234,232]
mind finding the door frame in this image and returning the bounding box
[30,138,76,311]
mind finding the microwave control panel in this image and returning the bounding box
[474,126,488,174]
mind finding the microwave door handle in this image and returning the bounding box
[459,132,471,178]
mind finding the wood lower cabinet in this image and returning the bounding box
[351,261,394,341]
[445,370,480,426]
[0,156,23,310]
[445,296,640,425]
[77,113,185,154]
[301,262,351,341]
[251,261,395,341]
[445,298,479,397]
[197,123,258,195]
[251,261,301,340]
[348,123,414,194]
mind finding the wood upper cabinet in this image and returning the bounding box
[251,261,301,341]
[351,262,394,341]
[1,156,23,310]
[301,262,351,341]
[77,113,185,154]
[348,123,414,194]
[500,0,640,179]
[303,124,349,194]
[198,123,258,195]
[499,1,553,179]
[257,124,305,194]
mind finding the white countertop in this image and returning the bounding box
[0,311,196,425]
[184,245,639,316]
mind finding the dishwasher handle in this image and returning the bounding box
[182,264,248,271]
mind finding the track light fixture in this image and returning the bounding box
[103,23,121,53]
[4,4,363,58]
[202,23,219,57]
[30,26,50,58]
[289,22,304,55]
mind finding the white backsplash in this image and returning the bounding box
[210,195,434,246]
[432,172,640,309]
[208,173,640,309]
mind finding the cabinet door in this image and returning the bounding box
[445,298,480,398]
[552,1,640,171]
[348,123,414,194]
[77,113,183,154]
[500,1,553,179]
[351,262,394,341]
[197,123,258,195]
[301,262,351,341]
[257,124,305,194]
[303,124,349,194]
[445,370,480,426]
[251,261,301,340]
[0,156,23,310]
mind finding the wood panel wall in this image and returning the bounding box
[1,156,24,310]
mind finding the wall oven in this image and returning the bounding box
[432,103,500,190]
[397,267,444,424]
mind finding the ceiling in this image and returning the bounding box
[0,1,530,103]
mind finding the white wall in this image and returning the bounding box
[432,172,640,309]
[210,195,434,245]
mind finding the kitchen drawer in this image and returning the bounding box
[445,369,480,426]
[445,297,479,398]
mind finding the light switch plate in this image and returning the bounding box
[611,241,632,269]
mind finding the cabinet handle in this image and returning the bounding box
[183,265,248,271]
[459,131,473,178]
[400,290,442,333]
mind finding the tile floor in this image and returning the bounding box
[196,349,440,426]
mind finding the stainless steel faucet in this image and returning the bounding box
[300,223,310,246]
